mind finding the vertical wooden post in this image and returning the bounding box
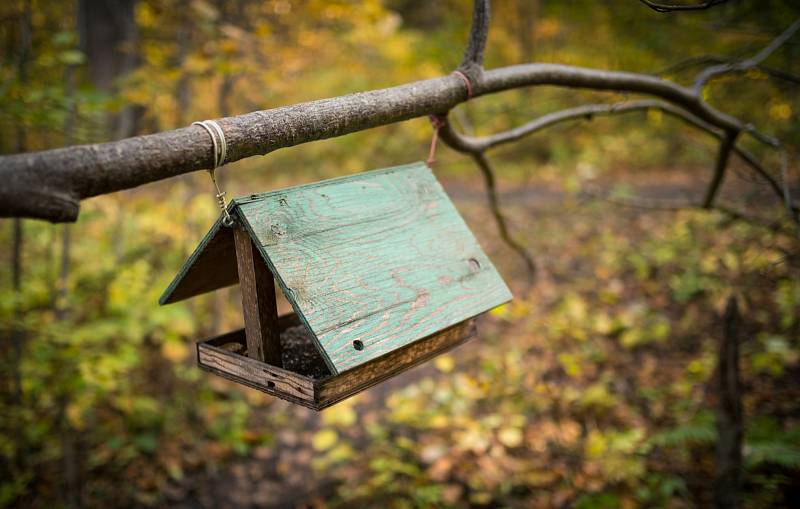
[233,226,282,365]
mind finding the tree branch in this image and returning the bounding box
[655,55,800,85]
[703,132,738,208]
[583,186,795,237]
[638,0,729,13]
[437,100,794,224]
[471,152,536,282]
[694,18,800,93]
[460,0,490,74]
[0,61,782,221]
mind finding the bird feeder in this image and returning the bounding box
[159,162,511,410]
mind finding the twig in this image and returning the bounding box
[703,131,738,208]
[583,185,795,237]
[638,0,729,13]
[714,205,793,236]
[438,99,795,227]
[656,55,800,85]
[694,18,800,93]
[471,152,537,282]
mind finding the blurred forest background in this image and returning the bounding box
[1,0,800,507]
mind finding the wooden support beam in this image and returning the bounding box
[233,226,281,365]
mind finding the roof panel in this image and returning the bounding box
[159,218,238,305]
[237,162,511,374]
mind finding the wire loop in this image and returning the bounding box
[193,120,234,227]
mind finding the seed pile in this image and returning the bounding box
[280,325,330,379]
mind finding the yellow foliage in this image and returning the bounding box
[322,401,357,427]
[769,102,792,121]
[497,427,524,448]
[161,341,189,362]
[311,429,338,451]
[434,354,455,373]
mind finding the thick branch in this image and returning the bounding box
[480,64,745,131]
[0,63,772,222]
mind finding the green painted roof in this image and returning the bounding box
[160,162,511,374]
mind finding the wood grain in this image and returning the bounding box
[314,319,476,409]
[195,317,476,411]
[159,218,238,304]
[237,162,511,374]
[234,226,281,364]
[198,342,316,406]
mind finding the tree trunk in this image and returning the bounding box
[174,0,192,128]
[78,0,142,139]
[714,295,743,509]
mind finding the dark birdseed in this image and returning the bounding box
[279,325,330,379]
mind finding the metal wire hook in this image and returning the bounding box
[193,120,234,227]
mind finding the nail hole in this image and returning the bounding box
[266,381,275,388]
[468,258,481,271]
[352,340,364,351]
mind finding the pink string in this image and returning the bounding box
[451,70,473,99]
[426,72,472,167]
[426,115,446,167]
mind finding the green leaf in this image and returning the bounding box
[60,50,86,65]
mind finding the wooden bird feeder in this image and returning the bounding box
[159,162,511,410]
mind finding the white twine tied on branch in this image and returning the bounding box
[192,119,234,227]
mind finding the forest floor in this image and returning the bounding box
[159,164,798,509]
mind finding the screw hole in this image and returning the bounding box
[468,258,481,271]
[352,340,364,351]
[266,381,275,388]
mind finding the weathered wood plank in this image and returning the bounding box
[237,162,511,373]
[159,218,238,304]
[196,318,476,411]
[234,227,281,364]
[197,341,316,405]
[314,319,476,409]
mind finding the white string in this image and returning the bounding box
[209,120,227,168]
[193,120,234,226]
[192,120,227,167]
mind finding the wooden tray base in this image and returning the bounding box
[196,314,477,410]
